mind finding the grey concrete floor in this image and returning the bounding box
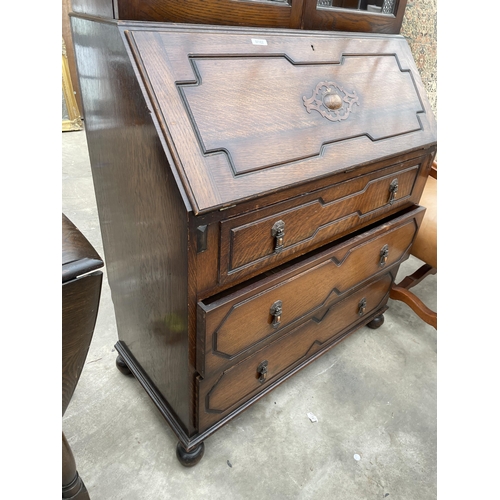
[62,129,437,500]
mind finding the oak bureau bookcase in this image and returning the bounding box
[70,10,436,465]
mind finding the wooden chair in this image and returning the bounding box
[390,161,437,329]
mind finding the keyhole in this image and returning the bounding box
[311,44,315,51]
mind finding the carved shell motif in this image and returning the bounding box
[302,81,359,122]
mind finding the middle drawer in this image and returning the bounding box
[197,205,425,377]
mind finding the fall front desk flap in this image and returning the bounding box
[124,25,437,214]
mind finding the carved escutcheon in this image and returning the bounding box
[303,81,359,122]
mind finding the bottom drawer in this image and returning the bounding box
[197,272,393,432]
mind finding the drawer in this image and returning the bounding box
[197,272,393,433]
[198,205,425,377]
[219,155,430,285]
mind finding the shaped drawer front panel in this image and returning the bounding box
[219,155,427,283]
[126,28,436,213]
[198,205,425,376]
[181,54,422,175]
[198,273,393,432]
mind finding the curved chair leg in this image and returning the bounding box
[390,263,437,329]
[390,285,437,329]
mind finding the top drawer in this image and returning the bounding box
[218,154,431,285]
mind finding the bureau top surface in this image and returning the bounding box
[121,23,437,214]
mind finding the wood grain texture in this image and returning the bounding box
[70,15,437,460]
[199,205,424,376]
[390,282,437,329]
[62,432,90,499]
[71,16,193,433]
[193,148,434,297]
[115,299,386,451]
[125,26,437,214]
[302,0,408,33]
[198,273,393,431]
[181,56,421,173]
[69,0,406,34]
[62,215,103,496]
[389,163,437,329]
[118,0,304,28]
[410,173,436,268]
[396,263,436,292]
[62,273,103,415]
[62,214,103,283]
[219,158,422,281]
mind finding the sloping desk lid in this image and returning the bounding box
[123,25,436,215]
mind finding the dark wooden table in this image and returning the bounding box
[62,214,104,499]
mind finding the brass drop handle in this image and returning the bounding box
[358,298,367,316]
[257,360,268,383]
[271,220,285,253]
[388,178,398,205]
[379,244,389,267]
[270,300,283,328]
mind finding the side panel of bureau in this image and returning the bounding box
[71,16,194,434]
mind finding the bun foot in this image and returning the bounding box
[116,355,132,376]
[176,442,205,467]
[366,314,385,329]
